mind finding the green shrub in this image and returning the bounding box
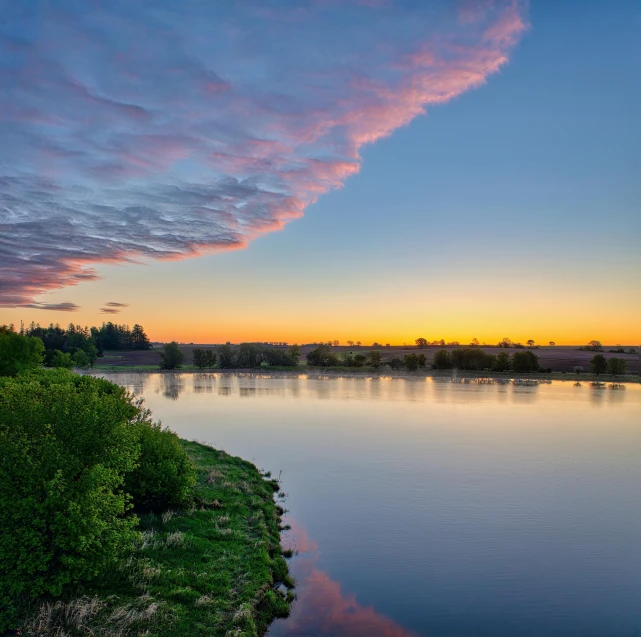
[0,327,44,376]
[125,421,196,512]
[159,341,184,369]
[432,349,452,369]
[403,353,419,371]
[590,354,607,375]
[0,370,141,629]
[50,350,74,369]
[607,357,626,376]
[511,351,539,373]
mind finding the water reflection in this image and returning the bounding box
[271,521,418,637]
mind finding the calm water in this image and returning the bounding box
[103,373,641,637]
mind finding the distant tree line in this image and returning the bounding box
[432,348,545,373]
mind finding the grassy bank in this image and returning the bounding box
[16,441,293,637]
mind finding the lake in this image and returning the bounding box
[102,372,641,637]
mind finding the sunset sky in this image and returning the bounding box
[1,0,639,345]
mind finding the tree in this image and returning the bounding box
[0,327,44,376]
[236,343,261,368]
[51,350,74,369]
[332,340,339,347]
[512,351,539,373]
[498,337,512,348]
[527,339,535,348]
[417,354,427,368]
[368,351,382,368]
[607,357,626,376]
[217,344,236,369]
[587,340,603,352]
[415,338,428,348]
[356,341,361,347]
[159,342,184,369]
[286,344,301,365]
[589,354,607,375]
[549,341,555,347]
[388,357,403,370]
[0,370,141,625]
[131,324,152,350]
[72,349,90,369]
[347,340,354,347]
[306,344,338,367]
[353,354,368,367]
[433,349,452,369]
[470,338,480,347]
[192,348,211,369]
[403,353,419,371]
[493,351,511,372]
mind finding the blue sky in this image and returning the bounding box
[1,1,639,343]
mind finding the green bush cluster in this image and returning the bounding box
[433,348,543,373]
[219,343,301,368]
[0,369,195,630]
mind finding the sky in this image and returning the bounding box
[1,0,639,345]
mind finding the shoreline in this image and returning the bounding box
[17,440,293,637]
[91,365,641,385]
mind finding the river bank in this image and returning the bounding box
[15,440,293,637]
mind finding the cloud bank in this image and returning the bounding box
[0,0,527,307]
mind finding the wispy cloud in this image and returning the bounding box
[105,301,129,308]
[0,0,527,306]
[21,302,80,312]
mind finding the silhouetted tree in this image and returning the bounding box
[589,354,607,375]
[217,344,236,369]
[415,338,428,348]
[549,341,555,347]
[368,351,382,368]
[159,342,184,369]
[493,351,511,372]
[512,351,539,373]
[433,349,452,369]
[587,340,603,352]
[527,339,535,348]
[306,344,339,367]
[607,357,626,376]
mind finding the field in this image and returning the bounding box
[95,344,641,375]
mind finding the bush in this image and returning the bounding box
[306,345,339,367]
[493,351,511,372]
[0,370,141,628]
[388,357,403,370]
[607,357,626,376]
[0,327,44,376]
[218,344,236,368]
[193,348,216,369]
[159,341,184,369]
[432,349,452,369]
[450,348,495,371]
[590,354,607,375]
[403,353,419,371]
[50,350,74,369]
[512,351,539,373]
[368,351,382,368]
[72,349,90,369]
[125,420,196,512]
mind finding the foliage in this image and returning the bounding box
[586,340,603,352]
[236,343,262,368]
[415,338,428,348]
[493,351,511,372]
[306,344,339,367]
[417,354,427,368]
[353,354,368,367]
[193,348,217,369]
[286,344,301,365]
[511,351,539,373]
[0,326,44,376]
[607,357,626,376]
[590,354,607,375]
[388,357,403,370]
[432,349,452,369]
[450,348,496,371]
[498,337,512,348]
[159,342,184,369]
[217,344,236,369]
[15,441,292,637]
[50,350,74,369]
[125,419,196,512]
[368,351,382,368]
[89,322,151,352]
[403,353,419,371]
[0,370,141,628]
[72,349,90,369]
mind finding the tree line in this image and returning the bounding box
[1,321,152,369]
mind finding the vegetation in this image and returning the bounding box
[159,341,185,369]
[0,326,44,376]
[511,351,540,373]
[608,357,626,376]
[432,349,452,369]
[590,354,607,375]
[193,348,217,369]
[0,370,291,635]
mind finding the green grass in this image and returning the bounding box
[17,441,293,637]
